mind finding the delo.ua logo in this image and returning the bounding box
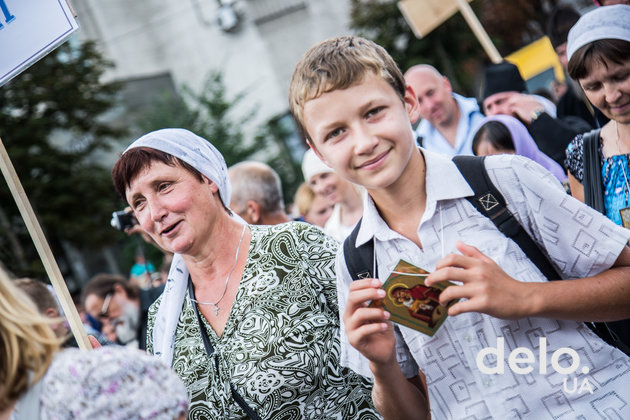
[476,337,594,395]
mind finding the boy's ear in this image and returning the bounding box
[306,140,328,165]
[404,85,421,124]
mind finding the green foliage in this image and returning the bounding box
[254,114,305,207]
[138,71,305,206]
[0,40,126,277]
[138,70,260,167]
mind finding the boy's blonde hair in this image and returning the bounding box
[289,36,407,142]
[0,268,61,410]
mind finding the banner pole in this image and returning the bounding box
[0,136,92,350]
[454,0,502,63]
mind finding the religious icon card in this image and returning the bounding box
[370,260,457,336]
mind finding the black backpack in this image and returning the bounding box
[343,155,630,356]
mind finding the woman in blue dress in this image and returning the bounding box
[564,5,630,227]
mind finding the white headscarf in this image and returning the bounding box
[125,128,232,207]
[124,128,243,364]
[567,4,630,61]
[301,148,332,183]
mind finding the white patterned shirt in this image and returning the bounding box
[336,149,630,419]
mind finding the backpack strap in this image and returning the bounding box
[582,128,604,214]
[343,219,378,280]
[452,155,561,281]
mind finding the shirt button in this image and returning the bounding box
[483,379,491,387]
[464,335,472,342]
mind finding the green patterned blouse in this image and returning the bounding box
[147,222,381,419]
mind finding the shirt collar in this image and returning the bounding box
[355,148,474,247]
[453,92,480,118]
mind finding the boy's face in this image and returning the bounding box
[303,73,419,190]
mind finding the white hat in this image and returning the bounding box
[567,4,630,62]
[301,148,333,182]
[125,128,232,208]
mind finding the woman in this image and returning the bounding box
[293,182,334,227]
[0,267,188,420]
[564,5,630,227]
[301,148,363,242]
[472,114,567,183]
[111,128,378,419]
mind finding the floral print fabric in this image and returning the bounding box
[566,133,630,226]
[147,222,380,419]
[36,347,188,420]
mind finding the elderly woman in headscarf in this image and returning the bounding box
[0,266,188,420]
[111,128,379,419]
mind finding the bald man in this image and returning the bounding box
[404,65,484,156]
[229,161,291,225]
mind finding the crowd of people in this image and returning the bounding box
[3,3,630,419]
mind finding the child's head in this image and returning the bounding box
[289,36,407,143]
[291,36,420,192]
[472,121,515,156]
[293,183,334,228]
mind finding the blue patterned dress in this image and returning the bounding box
[566,133,630,226]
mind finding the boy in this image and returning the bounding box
[289,36,630,419]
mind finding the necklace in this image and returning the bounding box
[615,121,630,229]
[190,224,247,316]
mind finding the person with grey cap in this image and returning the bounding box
[565,4,630,223]
[546,4,606,129]
[111,128,379,419]
[481,61,591,168]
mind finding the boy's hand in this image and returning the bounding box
[425,241,534,319]
[343,278,397,366]
[88,334,103,349]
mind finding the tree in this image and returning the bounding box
[0,40,126,279]
[350,0,487,94]
[349,0,564,95]
[138,71,304,204]
[138,70,260,168]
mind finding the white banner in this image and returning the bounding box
[0,0,79,87]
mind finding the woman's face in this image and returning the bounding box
[475,138,515,157]
[305,194,334,227]
[125,161,221,256]
[579,58,630,123]
[309,171,340,203]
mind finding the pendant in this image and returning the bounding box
[211,304,219,316]
[620,207,630,229]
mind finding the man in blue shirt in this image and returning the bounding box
[404,65,484,156]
